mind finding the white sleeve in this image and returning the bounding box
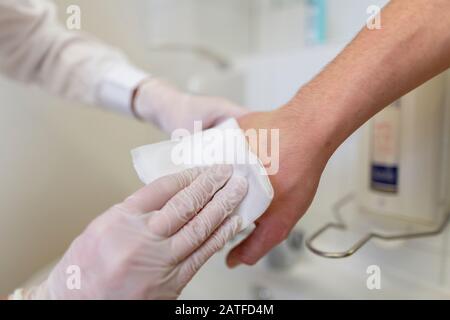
[0,0,149,115]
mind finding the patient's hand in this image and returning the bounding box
[227,0,450,269]
[227,107,334,267]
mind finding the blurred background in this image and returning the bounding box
[1,0,450,298]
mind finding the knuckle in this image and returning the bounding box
[186,183,209,206]
[179,190,197,210]
[168,240,180,266]
[172,167,202,189]
[208,219,237,251]
[191,219,209,240]
[210,190,245,217]
[182,219,209,248]
[207,165,233,184]
[209,231,227,251]
[196,174,217,196]
[111,203,129,215]
[148,210,173,236]
[209,195,232,217]
[224,177,248,202]
[168,193,196,219]
[86,209,120,238]
[159,175,180,192]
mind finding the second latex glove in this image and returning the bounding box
[134,79,248,133]
[13,165,247,300]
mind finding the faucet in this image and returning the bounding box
[265,229,304,270]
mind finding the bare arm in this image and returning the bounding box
[228,0,450,267]
[288,0,450,154]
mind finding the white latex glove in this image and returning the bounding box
[11,165,247,300]
[134,79,248,133]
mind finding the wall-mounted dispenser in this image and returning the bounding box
[358,73,450,226]
[306,72,450,258]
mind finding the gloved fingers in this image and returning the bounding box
[170,175,248,262]
[123,167,206,214]
[177,215,242,287]
[148,164,233,237]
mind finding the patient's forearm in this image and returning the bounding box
[283,0,450,156]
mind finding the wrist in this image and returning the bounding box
[97,64,148,116]
[279,85,357,161]
[134,79,186,129]
[237,109,329,196]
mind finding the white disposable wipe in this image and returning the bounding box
[131,118,274,231]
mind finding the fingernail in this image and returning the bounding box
[227,254,242,269]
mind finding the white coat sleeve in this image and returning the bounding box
[0,0,149,115]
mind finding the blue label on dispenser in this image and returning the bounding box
[371,164,398,193]
[370,101,401,193]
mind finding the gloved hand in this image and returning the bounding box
[11,165,247,300]
[133,79,248,133]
